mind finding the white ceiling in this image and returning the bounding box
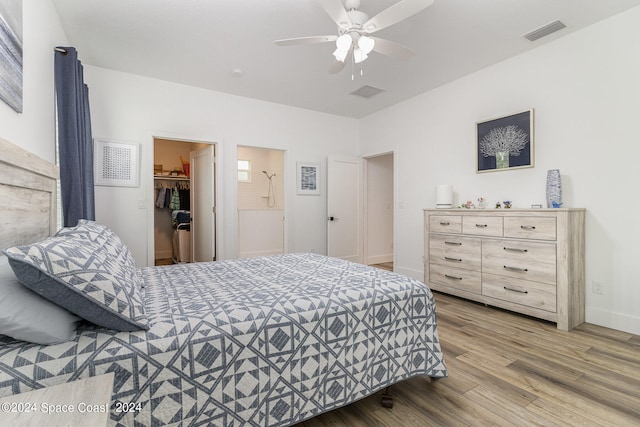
[51,0,640,118]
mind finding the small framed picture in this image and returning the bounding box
[296,161,320,195]
[477,109,534,173]
[94,139,140,187]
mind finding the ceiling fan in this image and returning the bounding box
[275,0,434,73]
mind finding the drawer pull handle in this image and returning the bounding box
[503,247,528,253]
[504,286,528,294]
[444,256,463,262]
[444,274,463,281]
[521,225,536,230]
[440,221,451,226]
[504,265,528,272]
[476,224,488,228]
[444,241,462,246]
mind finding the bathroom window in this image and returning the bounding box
[238,159,251,182]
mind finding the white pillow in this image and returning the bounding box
[0,256,81,345]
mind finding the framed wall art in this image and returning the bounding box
[476,109,534,173]
[0,0,23,113]
[94,139,140,187]
[296,161,320,195]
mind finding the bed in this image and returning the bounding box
[0,137,447,426]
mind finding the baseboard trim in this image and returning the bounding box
[586,307,640,335]
[394,266,424,282]
[367,254,393,265]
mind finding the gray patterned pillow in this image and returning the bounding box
[2,231,148,332]
[56,220,142,288]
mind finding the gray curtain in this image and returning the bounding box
[55,46,95,227]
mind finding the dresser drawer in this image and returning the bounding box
[430,264,481,294]
[504,217,556,240]
[462,216,503,237]
[482,254,556,285]
[482,273,557,312]
[429,234,481,254]
[482,239,556,265]
[430,248,481,271]
[430,215,462,233]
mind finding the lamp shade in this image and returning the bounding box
[436,185,453,208]
[333,48,348,62]
[358,36,375,54]
[353,48,368,64]
[336,34,352,51]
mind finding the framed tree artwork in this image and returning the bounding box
[476,109,534,173]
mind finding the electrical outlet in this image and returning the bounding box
[592,280,604,295]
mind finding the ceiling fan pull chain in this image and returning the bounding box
[351,52,355,81]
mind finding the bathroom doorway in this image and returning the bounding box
[153,138,217,265]
[237,146,285,258]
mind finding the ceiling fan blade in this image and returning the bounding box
[318,0,352,30]
[329,59,347,74]
[370,37,415,60]
[275,35,337,46]
[363,0,433,33]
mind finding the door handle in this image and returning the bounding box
[328,216,339,222]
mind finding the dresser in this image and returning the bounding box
[424,208,585,330]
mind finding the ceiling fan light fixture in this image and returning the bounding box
[358,35,375,55]
[333,48,349,62]
[336,33,353,51]
[353,47,368,64]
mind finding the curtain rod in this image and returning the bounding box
[54,47,68,55]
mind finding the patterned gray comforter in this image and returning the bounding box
[0,253,447,426]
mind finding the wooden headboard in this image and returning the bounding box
[0,138,58,251]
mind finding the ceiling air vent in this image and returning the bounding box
[350,85,385,99]
[523,20,567,42]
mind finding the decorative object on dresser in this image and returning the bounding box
[424,208,585,330]
[476,109,534,173]
[435,184,453,208]
[546,168,562,208]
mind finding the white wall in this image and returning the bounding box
[85,66,359,266]
[359,7,640,335]
[0,0,67,162]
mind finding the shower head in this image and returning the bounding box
[263,171,276,179]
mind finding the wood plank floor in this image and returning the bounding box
[296,291,640,426]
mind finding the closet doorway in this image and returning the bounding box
[237,146,285,258]
[153,138,217,265]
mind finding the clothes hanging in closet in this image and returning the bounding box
[155,180,190,211]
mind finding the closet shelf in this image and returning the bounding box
[154,175,189,181]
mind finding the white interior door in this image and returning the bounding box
[190,145,216,262]
[327,155,363,263]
